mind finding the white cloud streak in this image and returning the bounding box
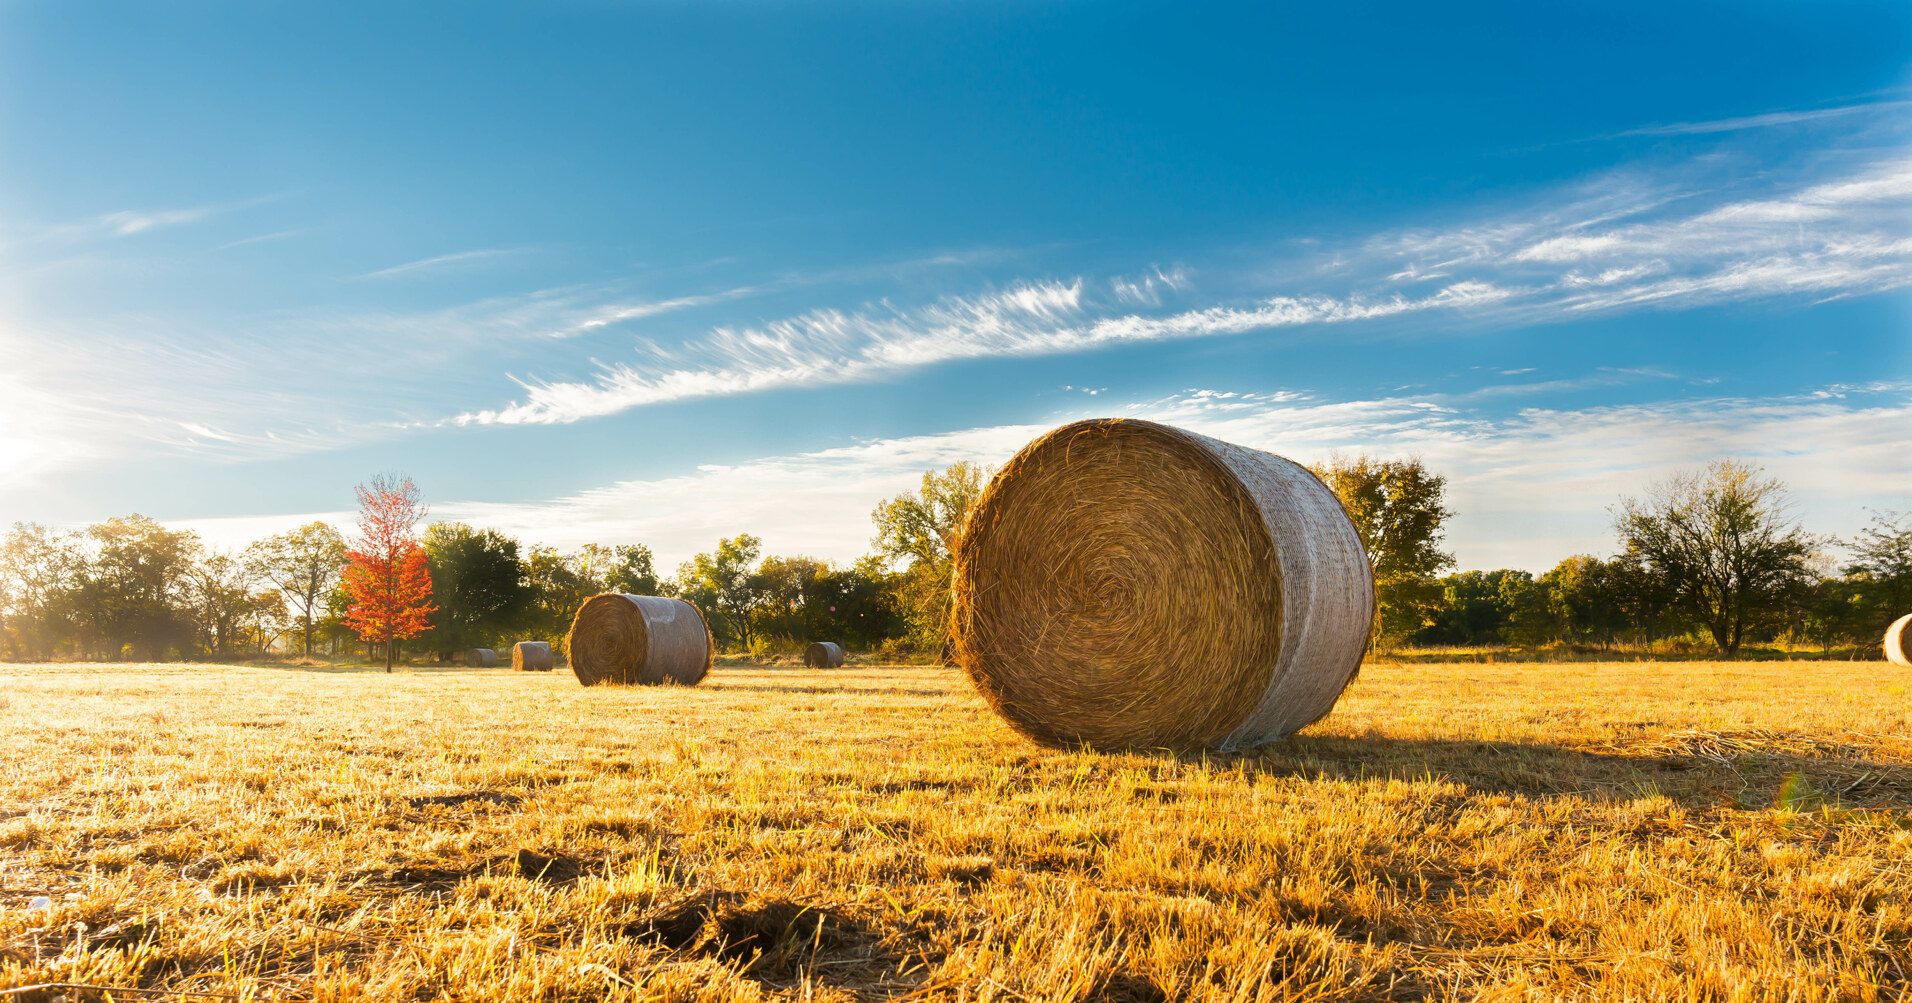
[454,154,1912,426]
[357,248,518,279]
[1610,100,1911,138]
[99,207,214,235]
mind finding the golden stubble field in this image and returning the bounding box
[2,659,1909,1002]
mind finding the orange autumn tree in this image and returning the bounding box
[341,474,437,672]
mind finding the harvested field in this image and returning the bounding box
[1,659,1909,1001]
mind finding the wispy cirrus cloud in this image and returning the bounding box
[450,277,1526,426]
[217,230,304,250]
[98,206,215,236]
[451,151,1912,427]
[1608,99,1911,138]
[357,248,522,280]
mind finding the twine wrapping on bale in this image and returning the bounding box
[804,641,846,668]
[512,641,556,672]
[1887,614,1912,667]
[466,648,498,668]
[567,594,713,686]
[951,418,1375,752]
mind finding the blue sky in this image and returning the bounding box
[2,0,1908,573]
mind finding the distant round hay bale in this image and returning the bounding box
[466,648,498,668]
[804,641,846,668]
[512,641,556,672]
[1887,614,1912,667]
[952,418,1375,752]
[567,594,713,686]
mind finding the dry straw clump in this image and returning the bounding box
[805,641,846,668]
[1887,613,1912,667]
[511,640,556,672]
[464,648,498,668]
[952,418,1374,751]
[566,593,713,686]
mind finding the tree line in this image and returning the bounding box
[1315,456,1909,657]
[0,456,1905,662]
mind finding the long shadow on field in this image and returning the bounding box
[1208,731,1912,812]
[708,683,957,698]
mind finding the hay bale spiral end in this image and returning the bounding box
[951,418,1375,752]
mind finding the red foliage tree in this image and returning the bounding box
[341,474,437,672]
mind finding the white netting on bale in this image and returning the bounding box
[567,594,713,686]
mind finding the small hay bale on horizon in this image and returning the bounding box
[1887,614,1912,667]
[951,417,1374,752]
[512,640,556,672]
[465,648,498,668]
[804,641,846,668]
[567,593,713,686]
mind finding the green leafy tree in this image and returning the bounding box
[1423,570,1514,644]
[1311,456,1455,641]
[1845,509,1912,638]
[244,521,346,657]
[522,545,601,656]
[189,551,267,656]
[1538,555,1627,648]
[0,523,81,659]
[820,556,902,649]
[1605,556,1687,647]
[749,555,829,645]
[579,542,665,596]
[1614,460,1823,658]
[676,534,763,650]
[871,462,991,652]
[318,581,359,657]
[75,515,202,660]
[422,523,531,656]
[872,462,989,567]
[1800,574,1870,653]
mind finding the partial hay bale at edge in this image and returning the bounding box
[512,640,556,672]
[804,641,846,668]
[567,593,713,686]
[465,648,498,668]
[952,417,1375,752]
[1887,614,1912,667]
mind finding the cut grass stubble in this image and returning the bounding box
[1,659,1909,1001]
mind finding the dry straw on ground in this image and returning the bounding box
[2,658,1908,1001]
[805,641,846,668]
[465,648,498,668]
[953,418,1374,751]
[567,593,712,686]
[511,641,556,672]
[1887,614,1912,667]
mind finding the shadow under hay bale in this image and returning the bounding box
[1886,614,1912,667]
[465,648,498,668]
[952,418,1375,752]
[804,641,846,667]
[567,593,712,686]
[512,640,555,671]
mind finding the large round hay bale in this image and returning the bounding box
[512,640,556,672]
[804,641,846,668]
[1886,614,1912,667]
[466,648,498,668]
[567,594,713,686]
[951,418,1375,752]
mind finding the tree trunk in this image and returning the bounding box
[385,630,394,673]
